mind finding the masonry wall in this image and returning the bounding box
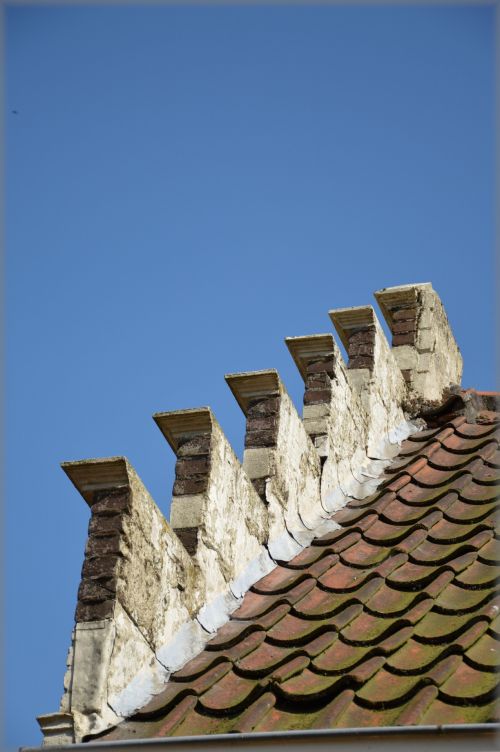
[37,282,463,746]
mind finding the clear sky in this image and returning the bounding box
[4,4,495,749]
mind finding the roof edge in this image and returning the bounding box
[22,724,500,752]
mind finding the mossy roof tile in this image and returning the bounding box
[465,632,500,670]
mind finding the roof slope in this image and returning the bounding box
[94,411,500,742]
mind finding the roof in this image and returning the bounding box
[33,283,499,749]
[93,407,499,742]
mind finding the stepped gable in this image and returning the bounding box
[91,405,500,741]
[34,283,499,747]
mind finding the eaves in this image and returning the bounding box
[21,724,500,752]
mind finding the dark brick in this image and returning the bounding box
[246,416,277,432]
[177,434,211,457]
[78,578,117,603]
[173,476,209,495]
[93,487,128,503]
[247,397,280,418]
[305,373,330,389]
[76,599,115,622]
[174,526,198,556]
[393,333,416,347]
[304,389,332,405]
[91,491,130,516]
[348,356,374,370]
[348,343,374,357]
[89,514,123,537]
[85,534,122,559]
[175,457,210,478]
[245,429,277,448]
[348,327,376,346]
[306,358,335,376]
[252,478,267,502]
[393,320,417,335]
[82,554,120,580]
[393,307,418,321]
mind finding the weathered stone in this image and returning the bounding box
[37,713,75,746]
[243,447,273,479]
[375,283,463,405]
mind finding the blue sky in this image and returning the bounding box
[4,4,495,748]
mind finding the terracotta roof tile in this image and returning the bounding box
[319,552,407,592]
[231,692,276,733]
[465,632,499,670]
[335,699,404,728]
[232,578,316,620]
[428,518,493,544]
[454,560,498,588]
[386,638,454,674]
[364,583,434,618]
[433,583,497,614]
[93,412,500,742]
[409,531,492,566]
[198,671,265,714]
[292,578,380,618]
[439,659,498,703]
[420,699,499,726]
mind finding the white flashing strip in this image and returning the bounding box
[323,419,420,511]
[156,621,208,673]
[230,547,276,599]
[107,418,422,726]
[109,660,169,719]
